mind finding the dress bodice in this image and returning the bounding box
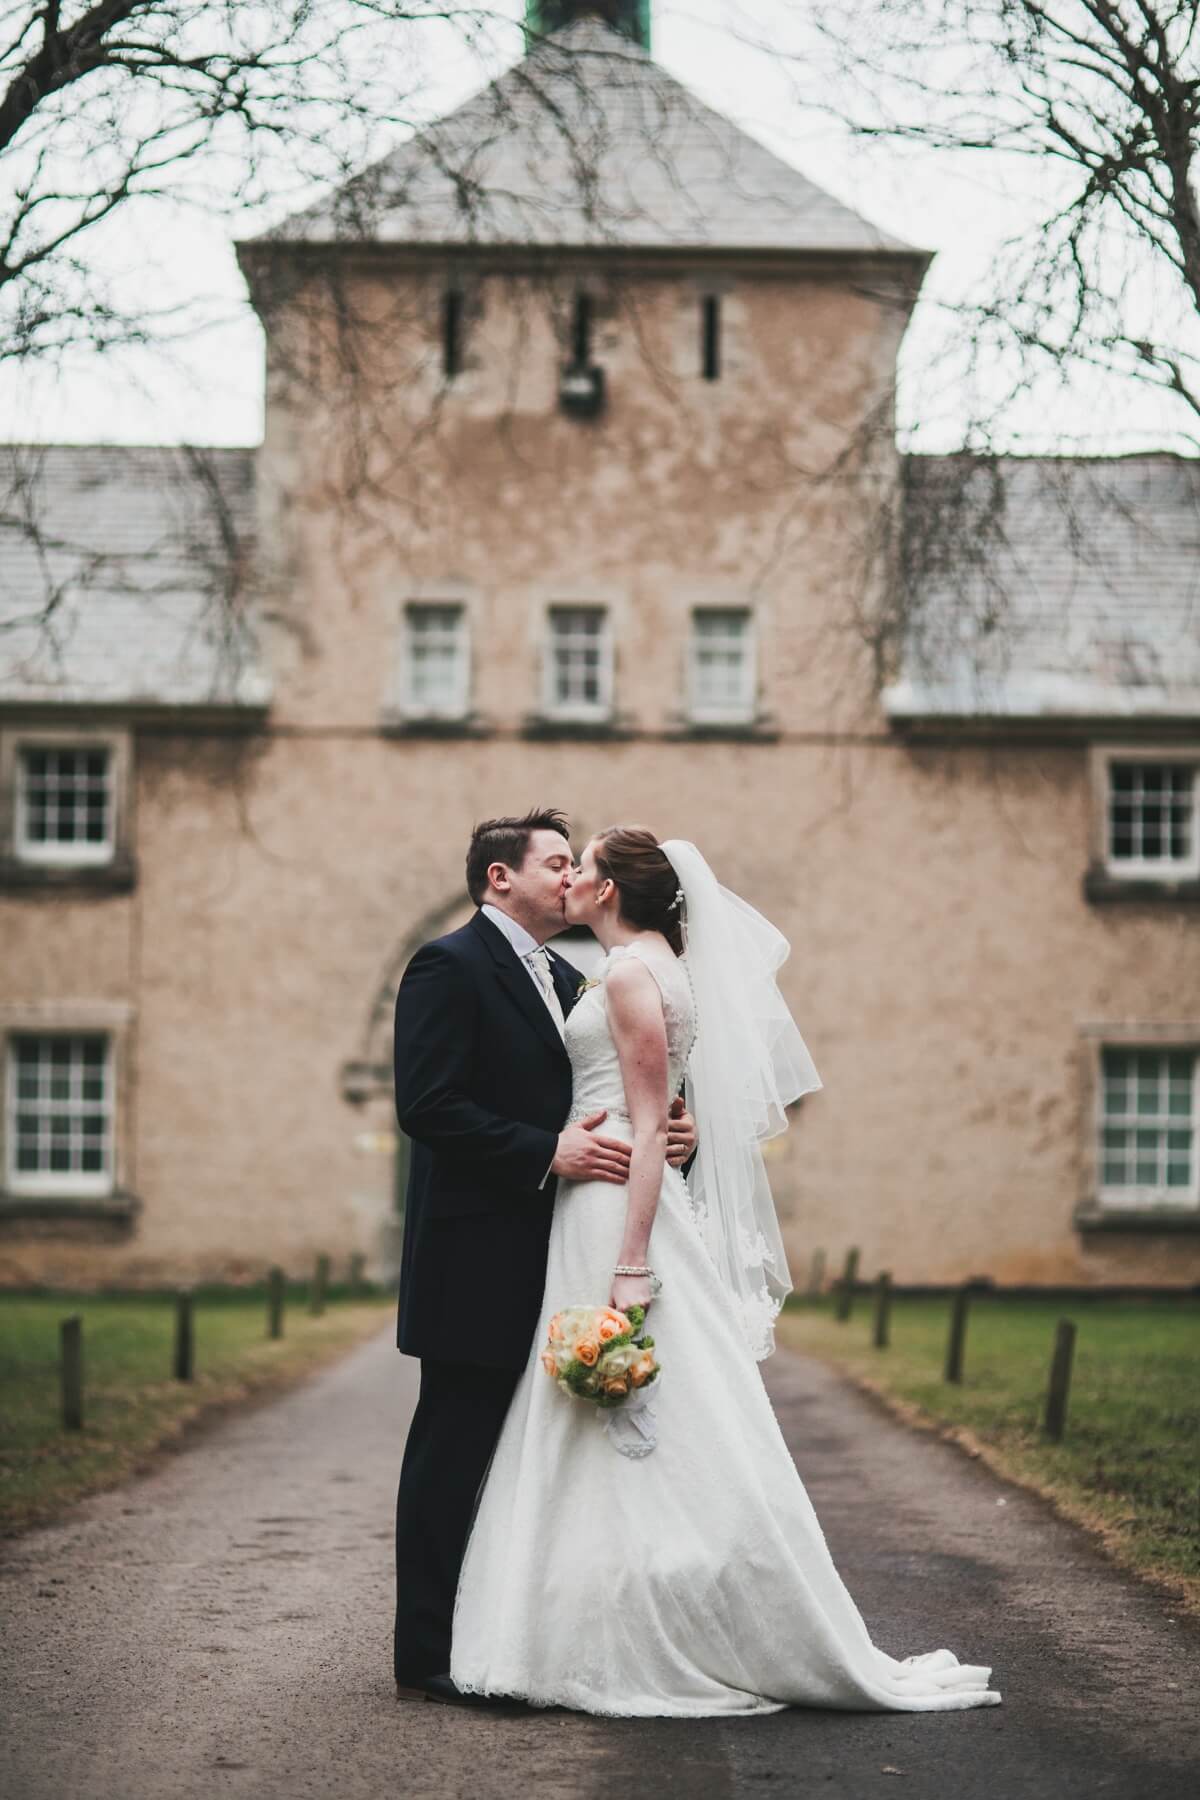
[564,938,695,1124]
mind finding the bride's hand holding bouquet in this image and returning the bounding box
[611,1271,654,1314]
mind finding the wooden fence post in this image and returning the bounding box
[349,1251,366,1294]
[944,1283,971,1383]
[310,1253,330,1317]
[807,1249,826,1299]
[267,1267,285,1340]
[872,1272,892,1349]
[173,1291,194,1382]
[1044,1318,1077,1442]
[834,1248,860,1323]
[61,1316,83,1430]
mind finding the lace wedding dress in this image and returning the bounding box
[450,938,1001,1717]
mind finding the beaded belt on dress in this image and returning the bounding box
[566,1102,632,1126]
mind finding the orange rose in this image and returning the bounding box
[604,1308,631,1333]
[630,1352,656,1387]
[597,1317,623,1342]
[603,1375,630,1398]
[541,1350,558,1376]
[575,1338,599,1366]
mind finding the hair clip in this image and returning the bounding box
[666,887,685,913]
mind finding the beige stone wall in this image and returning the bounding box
[254,263,907,738]
[2,258,1197,1289]
[4,729,1197,1289]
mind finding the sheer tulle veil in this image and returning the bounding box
[660,840,821,1358]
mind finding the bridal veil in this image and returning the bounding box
[660,840,821,1358]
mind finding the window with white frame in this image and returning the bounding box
[1099,1047,1197,1209]
[403,603,470,717]
[544,606,612,719]
[1105,761,1198,877]
[16,744,113,864]
[688,608,754,722]
[6,1034,114,1196]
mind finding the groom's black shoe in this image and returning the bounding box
[395,1673,518,1708]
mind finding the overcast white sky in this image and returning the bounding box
[0,0,1190,455]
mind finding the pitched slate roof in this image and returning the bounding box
[884,455,1200,725]
[255,18,916,258]
[5,445,1193,724]
[0,446,267,712]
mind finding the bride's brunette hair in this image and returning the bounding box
[593,826,684,956]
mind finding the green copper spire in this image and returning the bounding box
[525,1,651,52]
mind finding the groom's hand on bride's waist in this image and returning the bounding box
[666,1097,697,1168]
[552,1112,633,1184]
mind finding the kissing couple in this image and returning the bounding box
[391,809,1001,1717]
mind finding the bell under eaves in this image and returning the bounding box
[526,0,651,51]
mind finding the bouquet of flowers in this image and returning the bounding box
[541,1303,660,1409]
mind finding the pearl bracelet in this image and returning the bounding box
[613,1264,662,1297]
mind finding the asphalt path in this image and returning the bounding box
[3,1326,1197,1800]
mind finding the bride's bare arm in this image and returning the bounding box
[604,956,670,1314]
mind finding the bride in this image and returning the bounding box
[450,827,1001,1717]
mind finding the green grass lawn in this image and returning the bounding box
[777,1293,1200,1613]
[0,1285,393,1534]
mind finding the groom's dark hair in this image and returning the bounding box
[466,808,571,905]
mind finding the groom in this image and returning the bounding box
[391,808,695,1703]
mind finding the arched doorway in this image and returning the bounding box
[340,906,604,1280]
[339,890,475,1279]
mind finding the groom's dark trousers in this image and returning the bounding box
[391,911,580,1683]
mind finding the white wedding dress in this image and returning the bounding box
[451,938,1001,1717]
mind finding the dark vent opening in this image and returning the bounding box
[572,292,593,369]
[442,289,464,378]
[702,294,721,381]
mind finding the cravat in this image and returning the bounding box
[527,947,566,1036]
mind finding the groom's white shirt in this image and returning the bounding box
[480,902,541,973]
[480,906,565,1026]
[480,903,564,1187]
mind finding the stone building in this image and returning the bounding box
[1,10,1197,1291]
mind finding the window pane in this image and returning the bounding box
[691,609,751,714]
[1135,1056,1163,1114]
[6,1034,111,1187]
[405,605,466,711]
[1100,1047,1197,1201]
[548,608,607,710]
[17,745,112,854]
[1107,763,1195,866]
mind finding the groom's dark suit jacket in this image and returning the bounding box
[393,910,582,1371]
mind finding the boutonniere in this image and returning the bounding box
[576,976,600,996]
